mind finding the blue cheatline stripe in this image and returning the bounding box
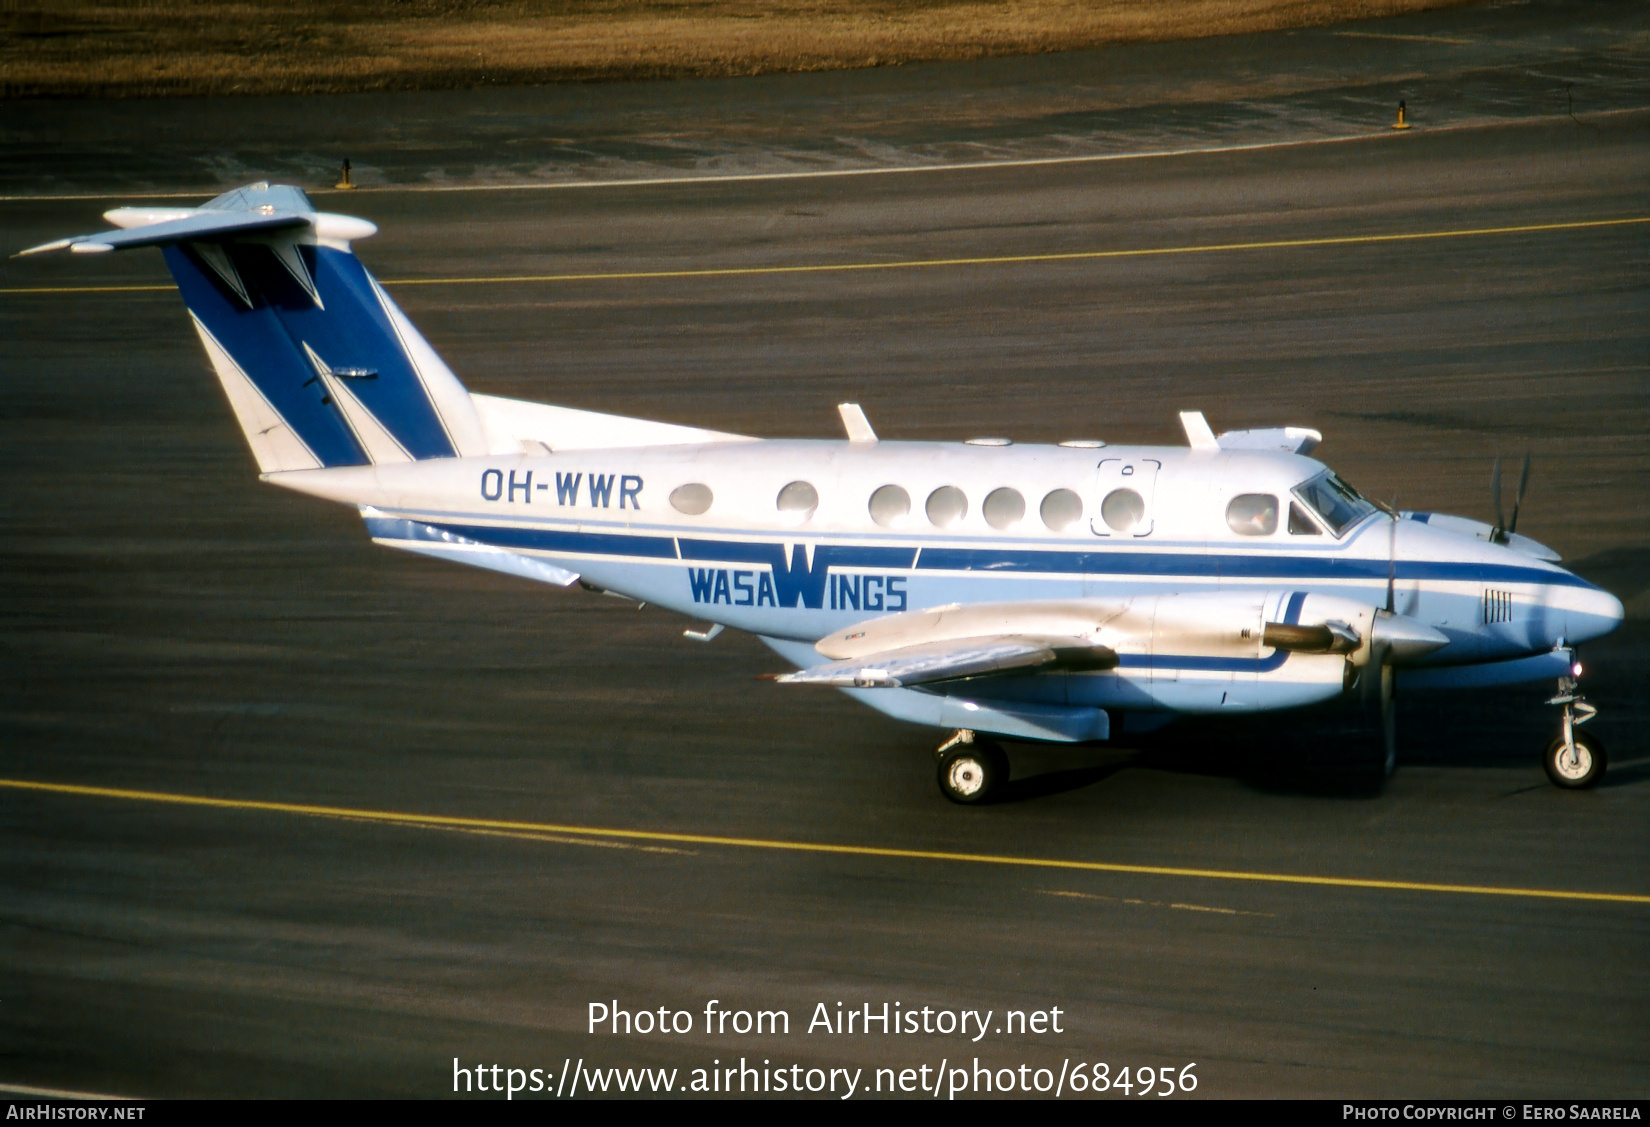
[423,521,677,559]
[411,520,1592,591]
[914,545,1588,588]
[165,243,458,465]
[1113,589,1302,674]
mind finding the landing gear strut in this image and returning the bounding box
[1544,660,1605,789]
[935,730,1008,804]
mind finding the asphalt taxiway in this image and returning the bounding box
[1,2,1648,1099]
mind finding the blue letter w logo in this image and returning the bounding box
[678,542,917,610]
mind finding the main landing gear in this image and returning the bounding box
[935,729,1008,804]
[1545,662,1605,789]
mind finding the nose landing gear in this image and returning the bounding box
[1544,662,1605,789]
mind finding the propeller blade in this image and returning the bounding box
[1380,662,1396,777]
[1507,452,1531,536]
[1358,641,1397,777]
[1386,499,1398,614]
[1490,455,1505,538]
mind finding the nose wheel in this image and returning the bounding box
[1545,661,1604,789]
[1544,730,1605,788]
[935,730,1009,804]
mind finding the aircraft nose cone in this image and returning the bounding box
[1567,583,1625,644]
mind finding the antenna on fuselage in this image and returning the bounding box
[1178,410,1220,450]
[838,403,878,443]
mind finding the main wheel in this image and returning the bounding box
[937,740,1008,805]
[1544,730,1606,789]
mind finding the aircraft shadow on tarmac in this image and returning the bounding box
[990,606,1646,803]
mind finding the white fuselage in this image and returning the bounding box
[271,439,1623,714]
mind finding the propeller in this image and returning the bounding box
[1386,494,1398,615]
[1490,452,1531,544]
[1373,499,1398,775]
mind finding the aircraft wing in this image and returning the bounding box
[769,634,1117,688]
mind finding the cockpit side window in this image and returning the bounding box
[1288,501,1322,535]
[1291,471,1376,537]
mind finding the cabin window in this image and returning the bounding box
[1292,471,1376,537]
[983,487,1025,530]
[776,480,819,520]
[670,483,713,515]
[1039,488,1083,531]
[1100,488,1145,532]
[1226,494,1279,536]
[926,486,968,529]
[868,484,910,528]
[1288,502,1322,535]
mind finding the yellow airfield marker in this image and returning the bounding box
[1,214,1645,297]
[2,778,1646,907]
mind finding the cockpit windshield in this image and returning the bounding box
[1291,471,1377,537]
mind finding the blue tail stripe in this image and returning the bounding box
[165,243,459,467]
[166,244,366,467]
[282,249,457,460]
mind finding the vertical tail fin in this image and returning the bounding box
[22,182,488,472]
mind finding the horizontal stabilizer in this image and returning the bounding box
[19,210,309,256]
[363,512,579,587]
[770,634,1115,688]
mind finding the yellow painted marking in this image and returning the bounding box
[0,282,174,294]
[3,216,1646,297]
[0,1082,136,1101]
[327,813,696,855]
[1333,31,1476,45]
[3,778,1646,906]
[0,132,1406,203]
[1036,888,1269,916]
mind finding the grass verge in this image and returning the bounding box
[2,0,1471,99]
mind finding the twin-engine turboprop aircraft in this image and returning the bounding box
[24,183,1625,802]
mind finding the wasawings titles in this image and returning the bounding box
[588,999,1065,1043]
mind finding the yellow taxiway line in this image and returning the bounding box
[3,777,1646,906]
[3,215,1646,296]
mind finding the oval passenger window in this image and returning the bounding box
[983,487,1025,530]
[776,480,819,519]
[1039,488,1083,531]
[1101,488,1145,532]
[670,483,713,515]
[1226,494,1279,536]
[926,486,968,529]
[868,484,910,528]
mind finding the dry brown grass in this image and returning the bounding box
[1,0,1470,99]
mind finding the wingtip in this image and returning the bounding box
[15,238,71,257]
